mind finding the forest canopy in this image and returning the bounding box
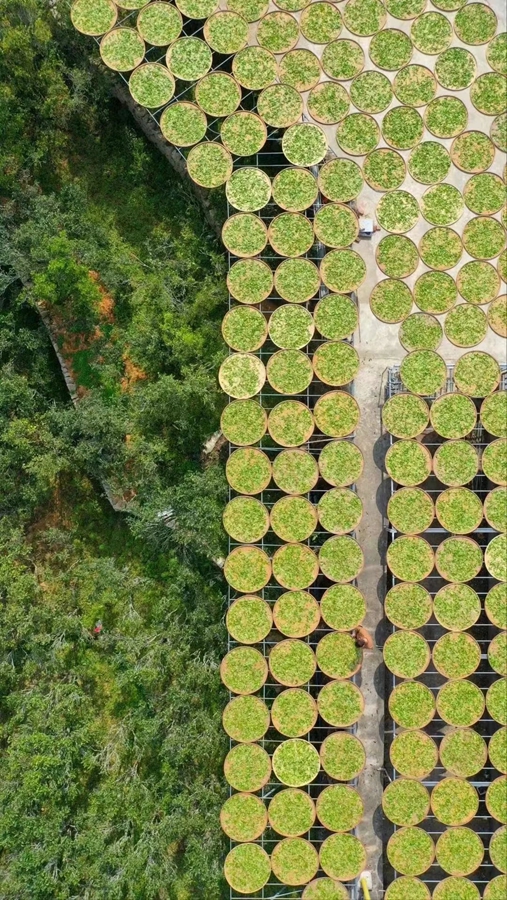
[0,2,228,897]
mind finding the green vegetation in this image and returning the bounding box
[100,27,145,71]
[300,2,343,43]
[176,0,218,17]
[219,353,266,399]
[282,123,327,167]
[457,260,500,303]
[228,0,268,21]
[316,785,363,832]
[481,392,507,437]
[364,149,406,192]
[319,440,364,487]
[220,646,268,694]
[486,583,507,629]
[385,440,432,486]
[272,450,319,494]
[222,694,270,742]
[137,2,182,45]
[270,496,317,542]
[320,732,366,781]
[385,582,432,629]
[435,828,484,877]
[491,113,507,151]
[342,0,386,35]
[382,393,430,439]
[377,190,420,233]
[389,680,435,729]
[435,47,476,90]
[437,680,485,727]
[314,204,359,249]
[71,0,117,35]
[257,10,299,53]
[318,535,363,582]
[454,351,501,397]
[393,65,436,107]
[377,236,418,279]
[313,342,360,387]
[471,73,507,116]
[227,259,272,305]
[221,110,267,156]
[432,778,479,826]
[488,32,507,75]
[390,730,438,779]
[314,391,360,438]
[486,534,507,581]
[316,632,362,679]
[129,63,175,109]
[485,487,507,532]
[226,595,272,644]
[314,294,359,339]
[419,226,463,270]
[272,168,318,213]
[319,833,366,881]
[221,399,267,445]
[268,789,316,836]
[232,45,277,90]
[204,11,248,53]
[462,216,506,260]
[160,101,208,146]
[421,183,464,226]
[222,306,267,352]
[303,879,349,900]
[279,49,322,92]
[385,877,431,900]
[384,630,430,678]
[269,213,314,258]
[425,96,468,139]
[370,279,413,323]
[187,142,233,189]
[388,486,434,534]
[224,843,271,894]
[369,28,413,70]
[434,583,481,630]
[320,584,366,631]
[454,2,497,43]
[166,37,212,81]
[322,38,365,80]
[318,487,363,534]
[269,305,314,350]
[431,393,477,440]
[220,792,267,842]
[436,536,483,582]
[273,592,320,639]
[489,632,507,677]
[336,113,380,155]
[387,535,434,581]
[195,73,241,118]
[440,728,487,778]
[350,70,392,113]
[269,639,316,687]
[275,259,320,303]
[488,826,507,872]
[490,727,507,774]
[272,739,321,787]
[226,168,271,213]
[387,827,435,876]
[435,486,483,533]
[452,130,496,173]
[224,544,271,591]
[320,249,367,293]
[222,213,267,258]
[411,11,452,53]
[414,270,457,313]
[382,779,430,826]
[271,689,318,737]
[272,542,319,589]
[408,141,451,184]
[385,0,426,17]
[489,295,507,338]
[268,400,315,446]
[317,679,364,726]
[318,159,363,203]
[223,494,269,542]
[382,106,424,149]
[400,313,443,352]
[267,349,313,395]
[433,632,481,679]
[464,173,506,215]
[400,349,447,395]
[485,875,507,899]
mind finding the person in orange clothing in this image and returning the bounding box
[352,626,374,650]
